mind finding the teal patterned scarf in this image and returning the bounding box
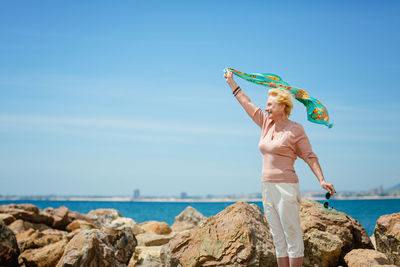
[224,68,333,128]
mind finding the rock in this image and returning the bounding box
[87,208,122,228]
[18,239,68,267]
[15,228,67,252]
[136,232,176,246]
[344,249,397,267]
[65,219,98,232]
[102,226,138,264]
[128,246,162,267]
[140,221,172,235]
[300,199,373,266]
[0,213,16,225]
[43,206,73,230]
[56,226,136,267]
[171,206,206,232]
[303,229,342,267]
[8,219,51,234]
[0,203,54,227]
[0,203,39,214]
[374,212,400,265]
[0,221,20,267]
[110,217,145,235]
[160,201,277,267]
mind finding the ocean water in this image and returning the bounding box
[1,199,399,236]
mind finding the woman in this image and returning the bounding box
[224,69,336,267]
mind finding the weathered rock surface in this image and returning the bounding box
[15,228,67,252]
[374,212,400,265]
[56,226,136,267]
[0,213,16,225]
[140,220,172,235]
[18,239,68,267]
[303,229,342,267]
[344,248,397,267]
[0,203,54,226]
[300,199,373,266]
[110,217,145,235]
[87,208,122,228]
[171,206,206,232]
[0,221,20,267]
[136,232,176,246]
[128,246,162,267]
[161,201,277,267]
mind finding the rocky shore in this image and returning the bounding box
[0,200,398,267]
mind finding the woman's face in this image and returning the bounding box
[265,95,285,121]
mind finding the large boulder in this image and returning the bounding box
[140,221,172,235]
[171,206,206,232]
[300,199,373,266]
[0,203,54,227]
[18,239,68,267]
[0,221,20,267]
[344,249,397,267]
[303,229,342,267]
[87,208,122,228]
[56,226,136,267]
[15,228,67,252]
[160,201,277,267]
[374,212,400,265]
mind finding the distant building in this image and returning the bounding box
[180,192,188,199]
[132,189,140,199]
[370,185,384,196]
[377,185,383,195]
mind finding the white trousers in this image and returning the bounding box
[261,182,304,258]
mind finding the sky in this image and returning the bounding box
[0,0,399,197]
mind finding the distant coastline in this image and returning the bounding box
[1,195,400,202]
[3,184,399,203]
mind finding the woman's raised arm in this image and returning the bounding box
[224,69,265,128]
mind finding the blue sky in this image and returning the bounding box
[1,1,399,196]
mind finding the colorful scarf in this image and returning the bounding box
[224,68,333,128]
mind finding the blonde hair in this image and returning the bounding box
[268,88,293,117]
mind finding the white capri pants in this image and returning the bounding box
[261,181,304,258]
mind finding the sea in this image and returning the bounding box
[1,199,399,236]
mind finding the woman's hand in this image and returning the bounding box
[320,180,336,195]
[224,69,234,85]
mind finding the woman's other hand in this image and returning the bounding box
[320,180,336,195]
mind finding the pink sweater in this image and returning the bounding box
[251,107,318,183]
